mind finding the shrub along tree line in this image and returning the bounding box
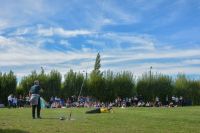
[1,53,200,105]
[0,71,17,105]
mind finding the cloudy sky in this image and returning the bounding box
[0,0,200,80]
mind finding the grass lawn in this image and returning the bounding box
[0,107,200,133]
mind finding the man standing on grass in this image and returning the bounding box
[29,80,42,119]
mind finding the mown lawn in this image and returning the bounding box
[0,107,200,133]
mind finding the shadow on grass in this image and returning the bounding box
[42,117,76,121]
[0,129,29,133]
[41,117,59,120]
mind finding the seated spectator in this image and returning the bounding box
[169,102,174,107]
[145,102,151,107]
[137,101,145,107]
[0,103,5,108]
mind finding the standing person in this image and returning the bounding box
[155,96,159,107]
[175,96,179,107]
[179,96,183,106]
[13,96,17,108]
[165,95,169,106]
[8,94,13,108]
[133,96,138,106]
[25,95,30,107]
[29,80,42,119]
[172,95,175,105]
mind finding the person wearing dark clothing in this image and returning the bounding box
[29,80,42,119]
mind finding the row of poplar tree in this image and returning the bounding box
[0,53,200,105]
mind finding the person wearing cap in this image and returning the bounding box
[29,80,42,119]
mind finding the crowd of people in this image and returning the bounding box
[7,94,30,108]
[48,95,185,109]
[114,95,184,108]
[6,94,186,109]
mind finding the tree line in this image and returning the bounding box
[0,71,17,105]
[0,53,200,105]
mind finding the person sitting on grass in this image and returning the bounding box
[86,107,113,114]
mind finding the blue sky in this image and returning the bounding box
[0,0,200,80]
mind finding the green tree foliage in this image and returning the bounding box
[137,72,173,102]
[88,70,136,102]
[19,69,61,101]
[174,74,189,98]
[0,72,2,103]
[114,71,135,98]
[62,70,84,98]
[88,71,105,101]
[103,70,115,101]
[88,53,106,101]
[174,74,200,105]
[44,70,62,100]
[0,71,17,105]
[18,71,42,95]
[93,52,101,75]
[188,80,200,105]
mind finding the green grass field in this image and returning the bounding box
[0,107,200,133]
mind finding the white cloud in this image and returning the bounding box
[1,29,200,78]
[87,33,156,51]
[105,33,156,50]
[0,35,95,67]
[101,1,139,24]
[102,49,200,63]
[9,27,32,36]
[101,59,200,78]
[1,31,200,79]
[102,18,114,25]
[0,36,19,47]
[182,59,200,65]
[60,40,71,47]
[0,0,139,32]
[87,40,106,48]
[0,20,9,30]
[0,0,51,29]
[37,27,94,37]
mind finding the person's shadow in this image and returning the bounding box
[0,129,29,133]
[41,117,59,120]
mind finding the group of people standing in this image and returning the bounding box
[7,94,29,108]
